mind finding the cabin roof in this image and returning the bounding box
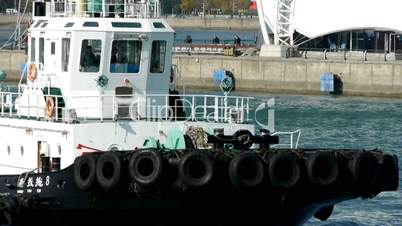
[29,18,174,33]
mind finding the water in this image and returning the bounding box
[248,92,402,226]
[0,25,400,226]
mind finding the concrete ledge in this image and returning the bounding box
[174,55,402,98]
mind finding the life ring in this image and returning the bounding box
[45,97,55,118]
[28,63,37,81]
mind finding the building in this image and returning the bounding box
[256,0,402,55]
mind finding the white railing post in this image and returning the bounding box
[165,95,168,120]
[214,96,219,122]
[36,94,39,120]
[191,96,195,121]
[100,96,104,122]
[55,95,58,121]
[203,96,207,120]
[1,93,4,117]
[9,94,12,118]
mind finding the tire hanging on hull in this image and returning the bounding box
[128,150,164,187]
[269,152,302,189]
[178,151,215,188]
[73,154,98,191]
[229,152,265,187]
[96,152,123,192]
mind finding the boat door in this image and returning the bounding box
[37,141,50,172]
[45,38,59,73]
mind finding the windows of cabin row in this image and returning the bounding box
[31,38,167,74]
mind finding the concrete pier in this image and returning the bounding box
[2,50,402,98]
[173,55,402,98]
[0,15,259,30]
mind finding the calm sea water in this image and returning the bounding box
[250,92,402,226]
[0,26,401,225]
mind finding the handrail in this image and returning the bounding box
[271,129,301,149]
[0,91,254,124]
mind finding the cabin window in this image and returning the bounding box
[41,22,48,28]
[30,38,36,62]
[64,22,74,28]
[51,42,55,55]
[39,38,44,66]
[79,39,102,73]
[110,40,142,74]
[61,38,70,72]
[111,22,142,28]
[83,22,99,27]
[153,22,165,29]
[150,41,166,73]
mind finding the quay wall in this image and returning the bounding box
[0,15,259,30]
[2,50,402,98]
[173,55,402,98]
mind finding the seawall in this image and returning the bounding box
[173,55,402,98]
[2,50,402,98]
[165,17,259,30]
[0,15,259,30]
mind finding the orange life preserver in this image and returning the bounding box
[45,96,55,118]
[28,63,37,81]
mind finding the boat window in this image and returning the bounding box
[79,39,102,73]
[150,41,167,74]
[39,38,44,66]
[153,22,165,28]
[64,22,74,28]
[51,42,55,55]
[61,38,70,72]
[110,40,142,74]
[83,22,99,27]
[30,38,36,62]
[111,22,142,28]
[41,22,48,28]
[34,20,46,28]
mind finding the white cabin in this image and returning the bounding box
[0,0,278,176]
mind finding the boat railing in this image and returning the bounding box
[271,129,301,149]
[48,0,160,19]
[0,92,254,124]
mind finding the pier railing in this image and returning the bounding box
[48,0,160,19]
[0,92,254,124]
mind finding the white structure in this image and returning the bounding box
[257,0,402,56]
[0,0,294,176]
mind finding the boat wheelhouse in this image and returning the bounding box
[0,0,261,175]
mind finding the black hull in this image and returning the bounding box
[0,149,399,226]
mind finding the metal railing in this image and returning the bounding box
[271,129,301,149]
[48,0,160,19]
[0,91,254,124]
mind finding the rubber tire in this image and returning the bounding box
[269,153,302,189]
[350,152,377,187]
[73,154,97,191]
[307,152,339,186]
[0,197,17,225]
[233,130,253,150]
[128,150,163,187]
[229,152,265,187]
[96,152,122,192]
[178,151,214,187]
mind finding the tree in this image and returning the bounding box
[180,0,197,14]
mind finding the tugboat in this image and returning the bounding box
[0,1,399,225]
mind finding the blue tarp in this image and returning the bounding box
[320,73,335,92]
